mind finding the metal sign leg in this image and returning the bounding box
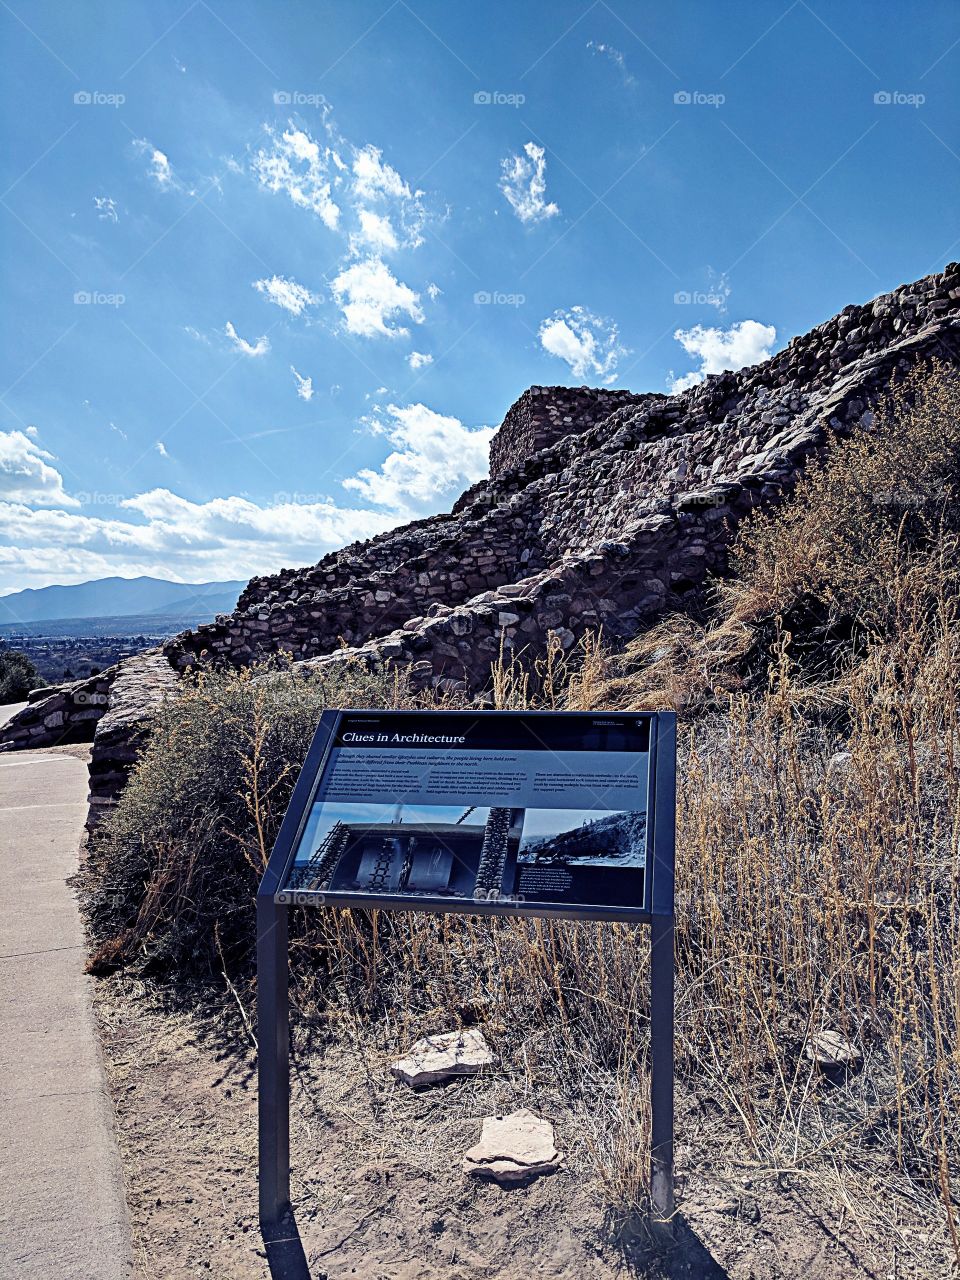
[258,897,290,1233]
[649,911,675,1223]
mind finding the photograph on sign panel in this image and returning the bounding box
[516,808,647,869]
[286,801,522,899]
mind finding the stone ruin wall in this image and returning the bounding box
[0,651,180,828]
[164,263,960,687]
[486,385,652,478]
[3,263,959,823]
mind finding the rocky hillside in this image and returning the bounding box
[3,263,959,827]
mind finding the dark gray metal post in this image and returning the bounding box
[649,910,675,1222]
[649,710,676,1224]
[257,896,290,1233]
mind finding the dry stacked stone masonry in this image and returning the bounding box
[4,264,959,827]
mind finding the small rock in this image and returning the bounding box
[827,751,852,775]
[806,1029,862,1069]
[391,1028,493,1087]
[462,1108,565,1184]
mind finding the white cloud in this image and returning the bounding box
[538,306,627,382]
[351,208,399,254]
[224,321,270,358]
[252,274,320,316]
[291,366,314,400]
[0,491,391,591]
[407,351,433,370]
[499,142,559,224]
[587,41,636,86]
[0,431,78,508]
[352,144,413,202]
[350,145,425,249]
[251,126,341,229]
[330,257,423,338]
[94,195,118,223]
[669,320,776,391]
[343,404,493,514]
[134,138,175,189]
[426,283,441,300]
[0,397,497,589]
[154,441,169,458]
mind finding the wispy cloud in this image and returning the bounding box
[224,321,270,357]
[539,306,627,382]
[291,366,314,400]
[500,142,559,224]
[251,125,342,229]
[94,195,118,223]
[587,40,636,86]
[133,137,178,190]
[253,274,320,316]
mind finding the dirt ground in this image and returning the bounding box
[91,974,951,1280]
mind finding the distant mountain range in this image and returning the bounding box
[0,576,245,626]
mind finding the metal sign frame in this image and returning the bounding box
[257,708,676,1241]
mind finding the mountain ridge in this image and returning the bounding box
[0,576,245,625]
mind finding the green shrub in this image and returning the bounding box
[83,659,426,978]
[0,649,43,703]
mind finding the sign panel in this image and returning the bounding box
[276,710,661,920]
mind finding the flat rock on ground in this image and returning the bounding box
[391,1027,493,1087]
[806,1029,862,1068]
[463,1107,565,1184]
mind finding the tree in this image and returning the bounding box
[0,650,44,704]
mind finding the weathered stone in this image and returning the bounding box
[391,1028,493,1087]
[806,1029,862,1069]
[462,1108,564,1184]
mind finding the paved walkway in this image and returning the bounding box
[0,743,131,1279]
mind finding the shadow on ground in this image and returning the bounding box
[610,1210,730,1279]
[263,1210,314,1280]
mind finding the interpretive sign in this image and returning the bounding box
[276,710,659,920]
[257,709,676,1251]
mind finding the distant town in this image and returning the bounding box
[0,615,196,684]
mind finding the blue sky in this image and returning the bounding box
[2,0,958,593]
